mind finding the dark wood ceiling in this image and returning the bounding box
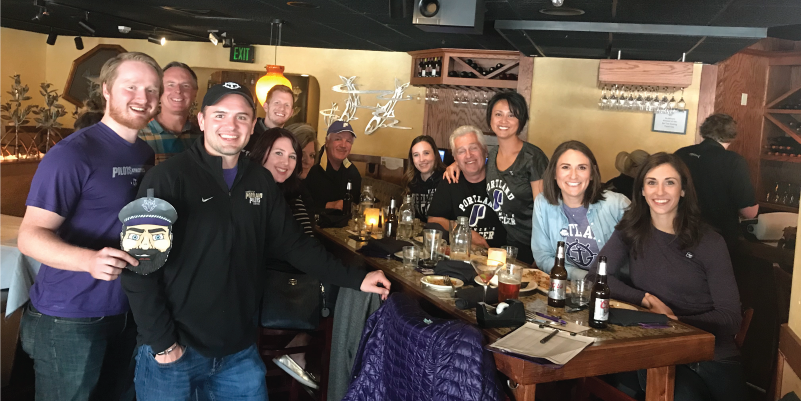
[2,0,800,63]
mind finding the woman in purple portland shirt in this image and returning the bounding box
[591,152,746,401]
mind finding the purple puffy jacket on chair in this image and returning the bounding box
[342,293,502,401]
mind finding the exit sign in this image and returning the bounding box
[230,45,255,63]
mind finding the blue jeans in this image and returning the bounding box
[134,343,268,401]
[19,303,137,401]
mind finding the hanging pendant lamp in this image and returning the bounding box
[256,19,292,106]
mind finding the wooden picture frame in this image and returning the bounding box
[62,44,127,107]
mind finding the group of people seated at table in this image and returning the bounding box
[18,51,755,401]
[395,91,754,401]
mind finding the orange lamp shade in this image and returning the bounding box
[255,65,292,106]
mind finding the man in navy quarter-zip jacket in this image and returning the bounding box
[121,82,390,401]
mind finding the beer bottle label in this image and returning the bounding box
[549,279,566,300]
[594,298,609,321]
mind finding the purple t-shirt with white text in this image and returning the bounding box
[27,122,154,318]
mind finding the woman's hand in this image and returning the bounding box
[443,162,461,184]
[360,270,391,300]
[642,293,677,320]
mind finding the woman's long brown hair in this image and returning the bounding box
[402,135,446,188]
[615,152,704,258]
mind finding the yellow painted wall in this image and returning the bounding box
[0,28,48,114]
[1,27,425,160]
[528,57,702,181]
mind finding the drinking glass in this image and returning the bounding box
[470,258,504,303]
[566,278,591,311]
[497,263,523,301]
[402,246,421,268]
[501,245,518,264]
[421,229,442,268]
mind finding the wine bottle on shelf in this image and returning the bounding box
[420,58,427,77]
[548,241,568,308]
[589,256,611,329]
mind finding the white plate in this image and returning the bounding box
[420,275,464,291]
[473,268,541,293]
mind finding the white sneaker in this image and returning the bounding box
[273,355,320,389]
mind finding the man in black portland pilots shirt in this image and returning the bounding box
[305,121,362,212]
[121,83,390,401]
[427,125,507,248]
[675,114,758,247]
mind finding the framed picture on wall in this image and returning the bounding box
[652,109,688,135]
[62,44,127,107]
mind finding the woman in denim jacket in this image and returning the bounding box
[532,140,630,279]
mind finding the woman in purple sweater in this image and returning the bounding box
[591,152,745,401]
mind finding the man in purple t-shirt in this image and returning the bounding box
[17,52,161,401]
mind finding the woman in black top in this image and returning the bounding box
[248,128,321,390]
[591,152,745,401]
[403,135,446,220]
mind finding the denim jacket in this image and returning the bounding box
[531,191,630,280]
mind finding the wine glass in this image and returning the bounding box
[677,88,686,109]
[471,258,504,303]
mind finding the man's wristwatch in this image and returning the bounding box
[156,343,180,356]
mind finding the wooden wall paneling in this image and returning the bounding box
[1,161,40,217]
[517,56,534,142]
[714,53,770,191]
[696,64,719,144]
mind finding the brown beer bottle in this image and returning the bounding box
[548,241,568,308]
[589,256,611,329]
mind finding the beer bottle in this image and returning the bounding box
[384,198,398,238]
[589,256,611,329]
[343,181,353,217]
[548,241,568,308]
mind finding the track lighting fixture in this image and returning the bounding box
[78,12,95,35]
[32,6,48,21]
[74,36,84,50]
[209,31,223,46]
[148,36,166,45]
[222,37,234,48]
[46,32,57,45]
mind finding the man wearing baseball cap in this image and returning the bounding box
[304,120,362,212]
[121,84,390,400]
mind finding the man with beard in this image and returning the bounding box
[121,83,390,400]
[304,121,362,212]
[17,52,160,401]
[244,84,293,153]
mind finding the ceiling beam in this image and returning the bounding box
[494,21,767,39]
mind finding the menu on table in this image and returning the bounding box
[488,322,595,366]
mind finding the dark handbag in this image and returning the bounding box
[260,270,331,330]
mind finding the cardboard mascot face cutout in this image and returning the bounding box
[118,188,177,275]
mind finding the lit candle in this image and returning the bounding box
[364,208,380,230]
[487,248,507,266]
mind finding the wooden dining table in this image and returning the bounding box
[315,226,715,401]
